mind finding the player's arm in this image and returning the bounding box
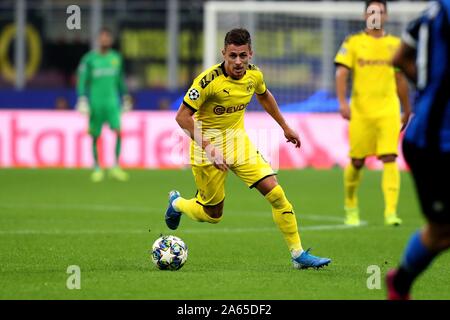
[334,36,354,120]
[75,54,90,114]
[76,54,89,98]
[393,42,417,84]
[175,104,228,171]
[256,90,301,148]
[335,65,351,120]
[118,55,133,112]
[395,70,412,131]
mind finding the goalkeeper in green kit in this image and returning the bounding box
[76,28,132,182]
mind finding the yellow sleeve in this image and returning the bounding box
[182,77,212,112]
[334,36,354,69]
[255,70,267,95]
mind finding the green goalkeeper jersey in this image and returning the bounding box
[77,49,127,108]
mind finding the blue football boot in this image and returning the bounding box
[292,248,331,270]
[165,190,182,230]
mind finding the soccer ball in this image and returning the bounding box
[151,235,188,271]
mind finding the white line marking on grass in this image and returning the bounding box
[0,203,151,213]
[0,222,368,236]
[0,202,368,235]
[0,203,345,221]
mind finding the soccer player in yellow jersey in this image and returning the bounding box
[165,28,331,269]
[335,0,411,226]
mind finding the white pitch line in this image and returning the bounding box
[0,203,345,221]
[0,222,367,235]
[0,202,368,235]
[0,203,151,213]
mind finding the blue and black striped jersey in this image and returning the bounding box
[403,0,450,152]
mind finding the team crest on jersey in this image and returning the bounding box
[188,88,200,101]
[246,80,255,93]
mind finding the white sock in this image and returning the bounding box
[172,197,181,212]
[291,249,304,259]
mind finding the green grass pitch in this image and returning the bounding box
[0,168,449,300]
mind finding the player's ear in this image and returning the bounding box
[221,48,226,58]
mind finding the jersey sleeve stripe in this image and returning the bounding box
[402,30,417,49]
[256,89,267,96]
[183,100,198,113]
[334,62,352,69]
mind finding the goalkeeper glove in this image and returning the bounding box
[122,94,133,113]
[75,96,90,115]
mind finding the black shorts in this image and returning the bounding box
[403,141,450,224]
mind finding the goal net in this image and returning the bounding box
[203,1,428,111]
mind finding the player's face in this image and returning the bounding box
[222,44,253,79]
[365,3,387,29]
[98,31,113,50]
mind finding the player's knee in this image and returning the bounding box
[433,237,450,251]
[266,185,290,210]
[379,154,397,163]
[351,158,365,169]
[426,223,450,251]
[440,238,450,251]
[204,202,224,221]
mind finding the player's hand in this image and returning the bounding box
[283,126,301,148]
[122,94,133,113]
[401,110,411,132]
[76,96,90,115]
[339,102,351,120]
[204,144,228,171]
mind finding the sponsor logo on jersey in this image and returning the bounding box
[357,58,391,67]
[213,103,248,115]
[93,68,117,77]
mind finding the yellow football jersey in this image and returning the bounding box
[183,62,267,165]
[334,31,401,119]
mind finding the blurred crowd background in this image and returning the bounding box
[0,0,424,111]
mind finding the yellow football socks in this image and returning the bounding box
[174,198,221,224]
[382,162,400,218]
[265,185,303,252]
[344,164,362,209]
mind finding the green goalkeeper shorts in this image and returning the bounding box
[89,105,121,137]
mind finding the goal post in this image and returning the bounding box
[204,1,428,111]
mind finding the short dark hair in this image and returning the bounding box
[365,0,387,12]
[99,27,112,35]
[224,28,252,48]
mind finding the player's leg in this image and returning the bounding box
[233,146,330,269]
[344,158,365,226]
[377,115,402,225]
[108,107,129,181]
[379,154,401,225]
[345,118,375,225]
[254,175,331,269]
[165,165,226,230]
[388,223,450,299]
[89,107,104,182]
[387,142,450,299]
[255,175,301,252]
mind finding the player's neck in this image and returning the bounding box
[365,28,385,38]
[98,47,110,55]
